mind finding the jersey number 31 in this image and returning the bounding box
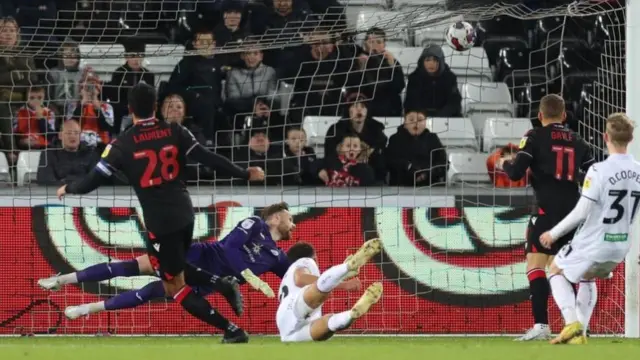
[134,145,180,188]
[603,189,640,224]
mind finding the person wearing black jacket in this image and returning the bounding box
[283,127,320,185]
[168,29,225,143]
[353,28,405,117]
[386,109,448,186]
[324,93,387,182]
[214,1,248,67]
[405,45,462,117]
[107,43,155,134]
[319,134,375,187]
[36,119,99,186]
[279,31,359,123]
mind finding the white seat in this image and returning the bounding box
[0,152,10,183]
[461,82,515,118]
[483,117,532,152]
[79,44,128,83]
[441,46,492,82]
[447,152,491,184]
[377,116,404,139]
[17,151,42,186]
[145,44,184,75]
[302,116,340,158]
[277,81,294,116]
[428,117,478,151]
[387,46,425,74]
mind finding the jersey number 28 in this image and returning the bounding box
[134,145,180,188]
[603,189,640,224]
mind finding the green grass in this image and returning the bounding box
[1,336,639,360]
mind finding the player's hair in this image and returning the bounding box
[128,83,157,119]
[606,112,635,146]
[261,202,289,219]
[539,94,565,120]
[286,242,316,264]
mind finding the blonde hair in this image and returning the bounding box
[606,112,635,146]
[539,94,565,120]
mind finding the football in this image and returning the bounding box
[445,21,476,51]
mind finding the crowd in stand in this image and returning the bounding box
[0,0,474,188]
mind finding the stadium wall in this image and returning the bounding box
[0,188,625,335]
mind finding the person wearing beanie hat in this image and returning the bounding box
[214,1,248,67]
[323,92,387,183]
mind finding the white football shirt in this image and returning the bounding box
[573,153,640,262]
[278,257,321,304]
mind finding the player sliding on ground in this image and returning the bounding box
[498,94,595,341]
[276,240,383,342]
[39,202,296,343]
[539,113,640,345]
[49,83,266,343]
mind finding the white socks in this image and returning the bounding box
[327,310,353,331]
[549,274,578,324]
[577,281,597,334]
[317,263,349,293]
[86,301,106,314]
[57,273,78,285]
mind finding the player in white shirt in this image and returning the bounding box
[276,239,383,342]
[540,113,640,345]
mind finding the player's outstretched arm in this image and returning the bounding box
[502,132,534,181]
[64,144,122,197]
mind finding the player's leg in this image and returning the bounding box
[516,215,551,341]
[281,283,383,343]
[151,225,247,343]
[182,262,243,316]
[548,246,594,344]
[576,280,597,337]
[64,280,166,319]
[38,255,151,291]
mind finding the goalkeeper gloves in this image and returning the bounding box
[241,269,275,298]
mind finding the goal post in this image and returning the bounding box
[625,0,640,339]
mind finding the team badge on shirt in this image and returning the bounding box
[101,144,112,158]
[583,177,591,190]
[519,137,527,149]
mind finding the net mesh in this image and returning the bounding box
[0,0,629,336]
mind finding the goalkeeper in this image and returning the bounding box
[38,202,293,339]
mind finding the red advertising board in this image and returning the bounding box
[0,199,626,335]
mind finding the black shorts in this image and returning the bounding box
[525,214,575,255]
[145,222,194,281]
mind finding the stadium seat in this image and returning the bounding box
[412,12,464,47]
[427,117,478,151]
[387,46,424,74]
[378,117,404,138]
[78,44,128,83]
[277,81,294,116]
[482,117,532,152]
[145,44,184,76]
[17,151,42,186]
[461,82,514,118]
[350,9,409,46]
[447,152,491,184]
[481,36,529,69]
[302,116,340,158]
[0,152,10,183]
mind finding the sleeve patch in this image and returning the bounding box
[583,177,591,190]
[519,137,527,149]
[101,144,112,158]
[240,218,255,230]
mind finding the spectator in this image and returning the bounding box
[14,85,55,150]
[252,0,310,36]
[159,94,210,182]
[283,127,320,185]
[47,38,83,118]
[107,42,155,134]
[225,44,277,116]
[324,93,387,182]
[0,17,37,151]
[214,1,247,67]
[36,119,98,186]
[486,144,528,188]
[233,121,289,186]
[318,134,375,187]
[386,109,448,186]
[405,45,462,117]
[234,97,286,143]
[168,28,224,143]
[14,1,56,31]
[354,28,405,117]
[281,31,358,122]
[0,3,16,19]
[68,69,114,148]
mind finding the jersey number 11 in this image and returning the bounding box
[552,146,575,181]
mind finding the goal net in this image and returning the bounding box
[0,0,634,337]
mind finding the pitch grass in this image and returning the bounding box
[1,336,640,360]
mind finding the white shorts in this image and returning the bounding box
[276,285,322,342]
[555,244,620,283]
